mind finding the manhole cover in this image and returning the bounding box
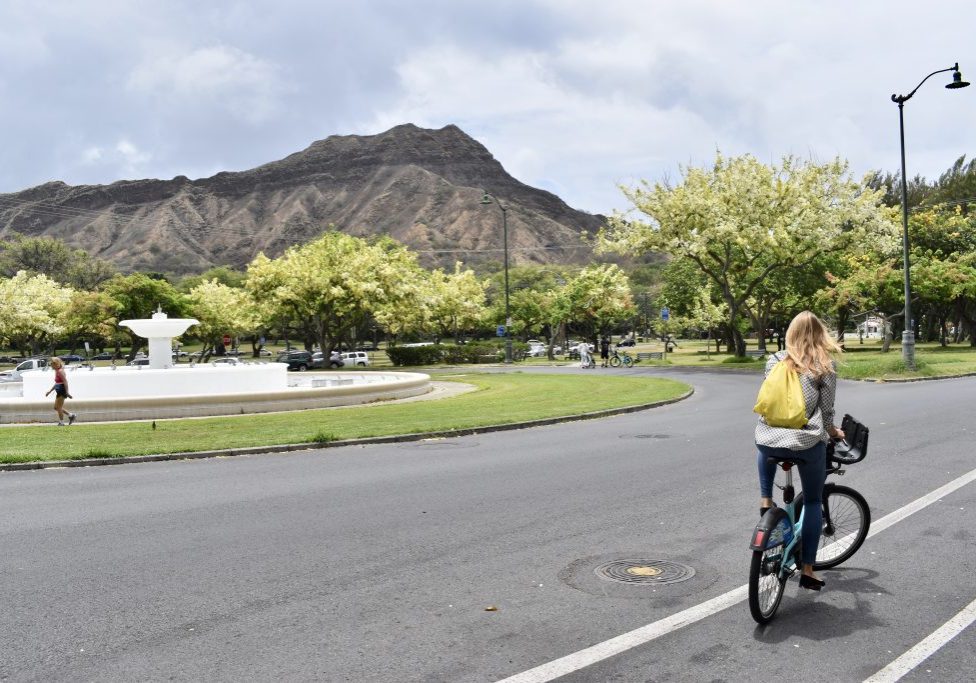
[623,434,672,440]
[594,559,696,585]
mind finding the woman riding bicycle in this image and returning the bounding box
[755,311,844,591]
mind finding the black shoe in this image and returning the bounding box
[799,574,825,591]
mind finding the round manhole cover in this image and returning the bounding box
[594,559,696,585]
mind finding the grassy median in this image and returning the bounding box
[596,338,976,380]
[0,372,690,464]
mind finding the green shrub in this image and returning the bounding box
[385,344,444,366]
[440,342,503,364]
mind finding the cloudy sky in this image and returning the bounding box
[2,0,974,214]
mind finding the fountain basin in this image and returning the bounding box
[22,363,288,400]
[1,368,431,423]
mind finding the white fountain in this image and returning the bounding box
[1,309,431,423]
[120,307,198,369]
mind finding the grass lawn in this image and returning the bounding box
[615,337,976,380]
[0,372,690,464]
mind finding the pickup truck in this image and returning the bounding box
[0,357,48,382]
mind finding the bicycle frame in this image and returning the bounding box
[750,464,804,578]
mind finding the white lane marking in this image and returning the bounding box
[496,466,976,683]
[862,596,976,682]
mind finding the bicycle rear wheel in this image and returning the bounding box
[749,546,787,623]
[609,356,621,368]
[796,485,870,569]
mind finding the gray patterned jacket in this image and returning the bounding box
[755,351,838,450]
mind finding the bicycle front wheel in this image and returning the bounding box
[813,485,870,569]
[622,355,634,368]
[748,546,787,624]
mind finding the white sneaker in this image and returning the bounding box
[57,421,65,426]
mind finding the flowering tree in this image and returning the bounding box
[187,280,264,360]
[0,271,74,355]
[600,153,896,356]
[247,232,429,352]
[426,263,487,342]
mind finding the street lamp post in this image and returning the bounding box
[891,62,969,370]
[480,191,512,364]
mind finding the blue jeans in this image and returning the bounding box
[757,442,826,566]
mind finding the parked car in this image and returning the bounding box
[340,351,370,367]
[0,357,48,382]
[126,358,151,366]
[312,351,344,368]
[276,350,324,371]
[91,352,117,361]
[617,338,636,347]
[258,348,273,357]
[212,357,246,366]
[61,354,85,363]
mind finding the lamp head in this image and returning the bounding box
[946,66,970,90]
[480,191,493,205]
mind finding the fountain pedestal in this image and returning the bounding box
[119,309,199,369]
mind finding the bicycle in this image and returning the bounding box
[608,349,634,368]
[748,414,871,624]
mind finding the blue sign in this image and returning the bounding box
[496,325,507,337]
[661,307,670,321]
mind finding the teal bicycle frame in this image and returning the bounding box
[750,461,804,578]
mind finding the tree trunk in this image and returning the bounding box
[733,327,746,357]
[835,307,850,345]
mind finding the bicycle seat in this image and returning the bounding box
[765,455,800,470]
[832,414,869,464]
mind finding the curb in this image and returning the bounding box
[850,371,976,384]
[0,388,694,472]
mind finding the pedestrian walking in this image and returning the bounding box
[45,357,77,426]
[578,342,593,368]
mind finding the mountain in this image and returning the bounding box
[0,124,605,275]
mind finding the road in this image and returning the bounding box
[1,367,973,682]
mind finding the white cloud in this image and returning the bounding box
[77,139,151,178]
[363,1,976,212]
[127,44,284,124]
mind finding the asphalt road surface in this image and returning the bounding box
[1,367,974,682]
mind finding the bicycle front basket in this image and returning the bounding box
[834,414,869,463]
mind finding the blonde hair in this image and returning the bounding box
[50,357,64,370]
[784,311,841,378]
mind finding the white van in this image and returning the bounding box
[340,351,370,367]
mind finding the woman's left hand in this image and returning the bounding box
[828,426,845,440]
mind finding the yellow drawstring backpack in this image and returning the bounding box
[753,355,807,428]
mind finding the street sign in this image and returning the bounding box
[496,325,506,337]
[661,307,670,321]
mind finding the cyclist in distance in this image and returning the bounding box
[755,311,845,590]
